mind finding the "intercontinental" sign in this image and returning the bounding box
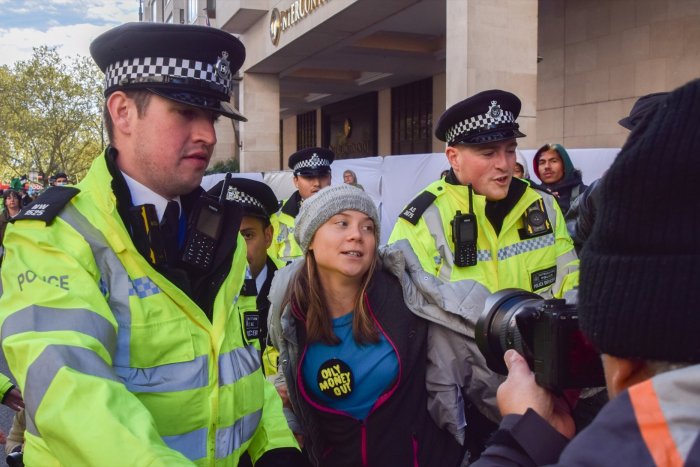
[270,0,331,45]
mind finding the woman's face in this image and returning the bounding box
[310,210,376,282]
[5,194,19,210]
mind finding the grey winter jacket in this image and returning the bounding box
[268,242,505,447]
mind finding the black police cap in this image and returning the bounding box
[435,89,526,145]
[288,147,334,176]
[225,178,278,219]
[90,22,246,121]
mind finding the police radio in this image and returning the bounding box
[181,173,231,271]
[452,210,478,267]
[451,185,479,267]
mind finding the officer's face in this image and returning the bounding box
[294,173,331,200]
[537,150,564,185]
[240,216,273,279]
[122,93,218,199]
[447,139,517,201]
[309,210,376,283]
[513,163,525,179]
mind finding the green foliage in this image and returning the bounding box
[0,46,104,184]
[205,157,239,174]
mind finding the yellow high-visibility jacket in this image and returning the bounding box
[0,152,297,466]
[273,192,303,263]
[388,177,578,440]
[388,177,578,296]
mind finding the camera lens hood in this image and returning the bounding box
[476,288,541,374]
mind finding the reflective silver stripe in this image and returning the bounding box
[555,249,578,283]
[219,345,261,386]
[1,306,117,357]
[24,344,118,436]
[497,233,556,261]
[277,221,301,261]
[59,205,133,367]
[115,355,208,393]
[216,410,262,459]
[540,192,559,231]
[163,427,208,461]
[651,365,700,462]
[435,249,490,264]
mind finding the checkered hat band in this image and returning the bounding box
[293,158,331,172]
[104,56,231,95]
[445,110,515,144]
[226,188,266,213]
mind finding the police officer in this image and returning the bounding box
[227,178,285,376]
[0,23,300,466]
[387,89,578,457]
[274,147,333,262]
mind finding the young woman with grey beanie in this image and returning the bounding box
[267,184,464,466]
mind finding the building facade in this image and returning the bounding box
[144,0,700,172]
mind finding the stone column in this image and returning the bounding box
[239,72,281,172]
[445,0,538,146]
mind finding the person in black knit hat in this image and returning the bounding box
[470,77,700,466]
[565,91,669,254]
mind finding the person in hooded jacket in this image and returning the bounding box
[533,143,586,213]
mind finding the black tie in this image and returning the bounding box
[161,200,181,265]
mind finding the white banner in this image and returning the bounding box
[203,148,619,244]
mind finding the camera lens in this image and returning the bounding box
[475,289,542,375]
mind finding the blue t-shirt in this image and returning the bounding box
[301,312,398,420]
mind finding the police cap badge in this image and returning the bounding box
[288,147,335,176]
[435,89,526,145]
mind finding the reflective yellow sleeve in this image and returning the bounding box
[247,378,300,463]
[0,220,193,466]
[0,372,14,399]
[262,345,280,378]
[551,202,580,297]
[388,218,441,276]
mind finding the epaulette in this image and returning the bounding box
[398,190,437,225]
[12,186,80,224]
[525,181,552,197]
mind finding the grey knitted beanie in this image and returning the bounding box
[294,184,380,254]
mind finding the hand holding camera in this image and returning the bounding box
[476,289,605,392]
[497,349,577,439]
[476,289,606,437]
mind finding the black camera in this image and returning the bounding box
[6,450,23,467]
[475,289,605,392]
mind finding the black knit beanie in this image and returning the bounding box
[579,78,700,364]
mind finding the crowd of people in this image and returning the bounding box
[0,19,697,467]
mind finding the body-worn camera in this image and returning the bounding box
[475,289,605,392]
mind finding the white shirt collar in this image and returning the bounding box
[255,264,269,293]
[122,171,180,222]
